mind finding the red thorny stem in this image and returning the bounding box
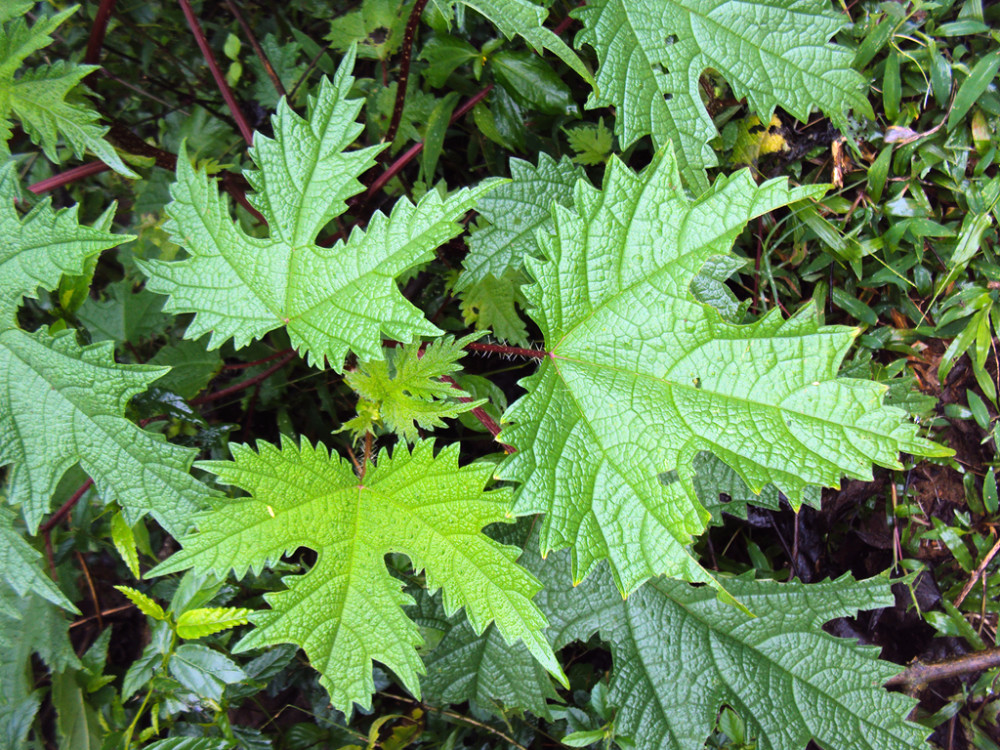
[178,0,254,145]
[192,350,297,405]
[383,0,430,150]
[440,375,515,453]
[28,161,110,194]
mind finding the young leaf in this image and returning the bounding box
[0,161,129,327]
[341,334,486,443]
[499,147,949,595]
[150,439,563,713]
[140,49,494,369]
[574,0,872,190]
[0,7,136,176]
[114,585,166,620]
[0,329,212,534]
[458,269,530,346]
[530,547,928,750]
[176,607,252,639]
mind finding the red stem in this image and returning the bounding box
[28,162,110,194]
[466,341,547,359]
[366,85,493,199]
[192,351,297,405]
[39,479,94,535]
[178,0,255,145]
[225,0,286,99]
[441,375,515,452]
[384,0,430,149]
[552,1,586,37]
[85,0,119,64]
[223,347,294,369]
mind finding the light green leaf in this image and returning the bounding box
[0,506,78,613]
[499,147,948,595]
[342,334,486,443]
[0,329,212,534]
[457,154,581,292]
[114,585,165,620]
[458,269,530,346]
[140,50,494,369]
[574,0,872,190]
[0,9,136,176]
[529,546,928,750]
[176,606,252,639]
[150,439,562,713]
[0,161,130,328]
[111,511,141,580]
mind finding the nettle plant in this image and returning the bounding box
[0,1,955,748]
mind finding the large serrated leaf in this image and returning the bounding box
[574,0,872,190]
[0,160,129,327]
[499,147,948,595]
[0,8,136,176]
[140,48,494,369]
[528,545,928,750]
[0,329,212,534]
[150,439,563,713]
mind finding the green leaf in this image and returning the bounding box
[51,670,102,750]
[0,329,212,534]
[458,269,530,346]
[146,336,223,399]
[151,439,562,713]
[342,334,486,443]
[0,506,78,613]
[491,50,577,116]
[457,154,581,292]
[140,50,494,369]
[453,0,593,85]
[326,0,408,61]
[948,51,1000,132]
[176,606,252,639]
[0,9,136,176]
[168,643,245,702]
[76,279,168,344]
[565,117,614,166]
[111,511,141,579]
[114,585,166,620]
[0,161,130,328]
[574,0,872,190]
[411,589,559,718]
[499,147,949,595]
[530,546,928,750]
[142,739,234,750]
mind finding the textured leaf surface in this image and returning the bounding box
[457,154,581,291]
[499,148,946,594]
[574,0,872,189]
[151,439,562,713]
[76,280,168,344]
[0,507,77,613]
[342,334,485,442]
[0,329,211,534]
[0,161,127,327]
[0,9,135,175]
[411,589,559,718]
[140,50,492,369]
[529,546,927,750]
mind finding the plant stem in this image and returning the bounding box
[440,375,515,453]
[954,534,1000,607]
[40,478,94,535]
[885,647,1000,690]
[223,347,295,369]
[27,161,110,194]
[192,351,297,405]
[225,0,286,99]
[85,0,118,64]
[366,85,492,199]
[383,0,430,149]
[466,340,547,359]
[178,0,254,145]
